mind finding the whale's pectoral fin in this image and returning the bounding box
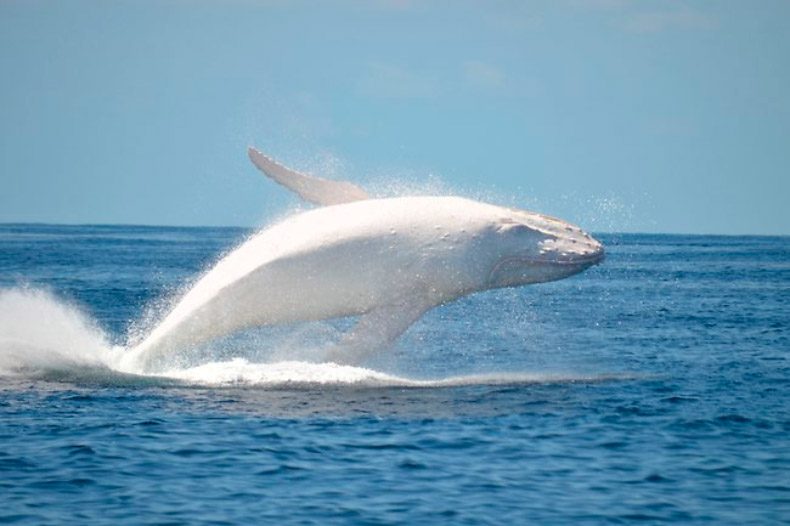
[248,147,370,206]
[323,300,433,365]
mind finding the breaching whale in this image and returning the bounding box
[123,148,604,371]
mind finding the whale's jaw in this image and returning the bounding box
[486,209,604,289]
[487,251,603,289]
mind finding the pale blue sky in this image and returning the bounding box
[1,1,788,234]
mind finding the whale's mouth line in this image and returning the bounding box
[487,250,605,285]
[495,251,605,269]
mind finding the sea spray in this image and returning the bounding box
[0,287,610,387]
[0,287,117,376]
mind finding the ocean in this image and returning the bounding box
[0,224,788,524]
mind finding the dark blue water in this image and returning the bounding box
[1,224,788,524]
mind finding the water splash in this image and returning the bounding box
[0,287,118,377]
[0,287,617,389]
[160,358,623,388]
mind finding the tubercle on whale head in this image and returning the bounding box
[486,208,604,288]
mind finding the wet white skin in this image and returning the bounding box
[123,196,603,371]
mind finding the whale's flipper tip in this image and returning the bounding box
[248,146,369,207]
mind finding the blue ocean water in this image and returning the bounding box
[0,224,788,524]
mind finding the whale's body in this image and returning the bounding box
[125,150,603,371]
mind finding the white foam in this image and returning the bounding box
[155,358,609,389]
[159,358,404,387]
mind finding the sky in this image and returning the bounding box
[1,0,788,234]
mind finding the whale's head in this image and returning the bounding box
[486,208,604,288]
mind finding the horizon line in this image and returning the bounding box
[0,221,787,238]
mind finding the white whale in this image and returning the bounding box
[123,148,604,371]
